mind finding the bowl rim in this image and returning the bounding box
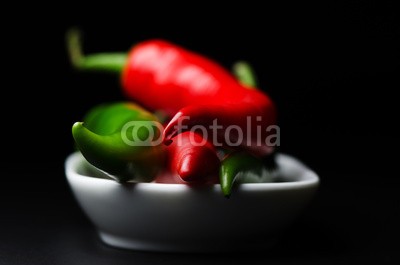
[65,151,319,192]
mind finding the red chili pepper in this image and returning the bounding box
[163,89,276,156]
[67,29,276,157]
[121,40,246,115]
[166,131,220,184]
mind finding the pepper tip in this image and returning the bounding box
[72,121,84,132]
[164,139,173,146]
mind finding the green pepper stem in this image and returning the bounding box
[232,61,258,88]
[66,28,127,74]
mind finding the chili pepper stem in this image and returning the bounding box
[232,61,258,88]
[66,28,127,74]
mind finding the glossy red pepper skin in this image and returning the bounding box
[67,31,276,158]
[163,89,276,156]
[121,40,276,156]
[166,131,220,184]
[121,40,245,115]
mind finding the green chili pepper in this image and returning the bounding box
[216,62,276,197]
[219,152,274,197]
[72,102,165,182]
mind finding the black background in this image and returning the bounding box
[1,2,399,264]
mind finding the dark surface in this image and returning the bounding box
[2,2,399,264]
[1,166,399,264]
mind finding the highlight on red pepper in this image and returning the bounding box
[67,29,241,115]
[167,131,220,184]
[66,30,272,111]
[72,102,165,182]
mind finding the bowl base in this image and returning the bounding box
[98,231,279,253]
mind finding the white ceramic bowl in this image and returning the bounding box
[65,152,319,252]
